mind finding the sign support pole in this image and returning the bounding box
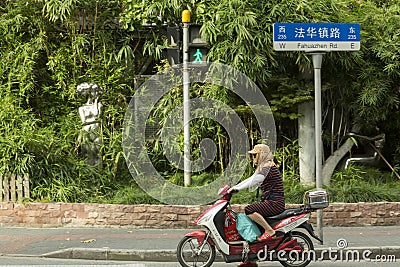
[311,52,324,244]
[273,22,360,245]
[182,10,191,187]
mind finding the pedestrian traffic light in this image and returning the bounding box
[189,47,208,64]
[165,26,181,47]
[162,26,182,66]
[161,25,209,66]
[189,25,208,64]
[162,47,182,66]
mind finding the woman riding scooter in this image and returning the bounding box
[228,144,285,267]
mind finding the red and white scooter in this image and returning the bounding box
[177,185,328,267]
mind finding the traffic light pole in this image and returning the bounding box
[182,10,191,186]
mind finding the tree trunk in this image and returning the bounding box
[322,138,355,185]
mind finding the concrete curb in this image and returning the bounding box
[40,247,400,262]
[41,249,178,262]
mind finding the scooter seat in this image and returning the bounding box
[267,208,304,220]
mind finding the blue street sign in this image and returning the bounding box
[273,23,360,51]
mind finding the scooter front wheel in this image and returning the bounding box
[177,236,216,267]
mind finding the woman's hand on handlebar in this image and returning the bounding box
[227,187,238,194]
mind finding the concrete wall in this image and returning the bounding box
[0,202,399,228]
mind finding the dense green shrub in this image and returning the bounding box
[1,0,399,204]
[0,0,136,202]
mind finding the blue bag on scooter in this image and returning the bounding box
[236,213,261,242]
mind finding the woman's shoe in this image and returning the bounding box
[237,261,258,267]
[258,232,276,242]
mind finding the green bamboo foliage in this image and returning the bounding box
[0,0,399,203]
[0,0,138,202]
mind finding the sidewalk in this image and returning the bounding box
[0,226,399,261]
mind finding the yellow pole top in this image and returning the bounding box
[182,10,190,23]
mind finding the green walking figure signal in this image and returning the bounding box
[193,49,203,63]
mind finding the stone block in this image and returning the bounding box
[14,203,26,211]
[332,218,347,226]
[46,203,61,211]
[366,202,385,214]
[161,205,187,214]
[322,218,334,226]
[0,210,17,217]
[130,219,146,227]
[376,209,387,217]
[120,205,135,213]
[160,213,178,221]
[0,203,14,210]
[344,203,359,211]
[146,205,162,213]
[108,219,122,225]
[133,212,150,220]
[199,205,210,213]
[370,217,385,225]
[350,211,363,218]
[386,203,398,213]
[76,211,89,219]
[60,203,74,212]
[330,203,345,212]
[51,211,62,217]
[187,206,201,215]
[112,212,126,219]
[322,211,336,219]
[88,211,99,219]
[178,214,194,223]
[34,203,48,210]
[389,210,400,217]
[82,204,98,212]
[384,217,400,225]
[356,217,372,226]
[344,219,358,225]
[40,210,53,217]
[133,206,147,213]
[63,210,77,218]
[119,219,133,226]
[28,210,42,217]
[72,203,85,212]
[23,216,38,224]
[145,219,159,227]
[97,211,112,219]
[337,211,351,218]
[62,217,72,224]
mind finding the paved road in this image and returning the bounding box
[0,256,397,266]
[0,226,398,265]
[0,226,399,256]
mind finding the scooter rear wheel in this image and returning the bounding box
[279,231,314,267]
[177,236,216,267]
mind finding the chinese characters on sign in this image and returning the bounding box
[273,23,360,51]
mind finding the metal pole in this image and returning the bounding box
[182,10,191,186]
[311,53,324,244]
